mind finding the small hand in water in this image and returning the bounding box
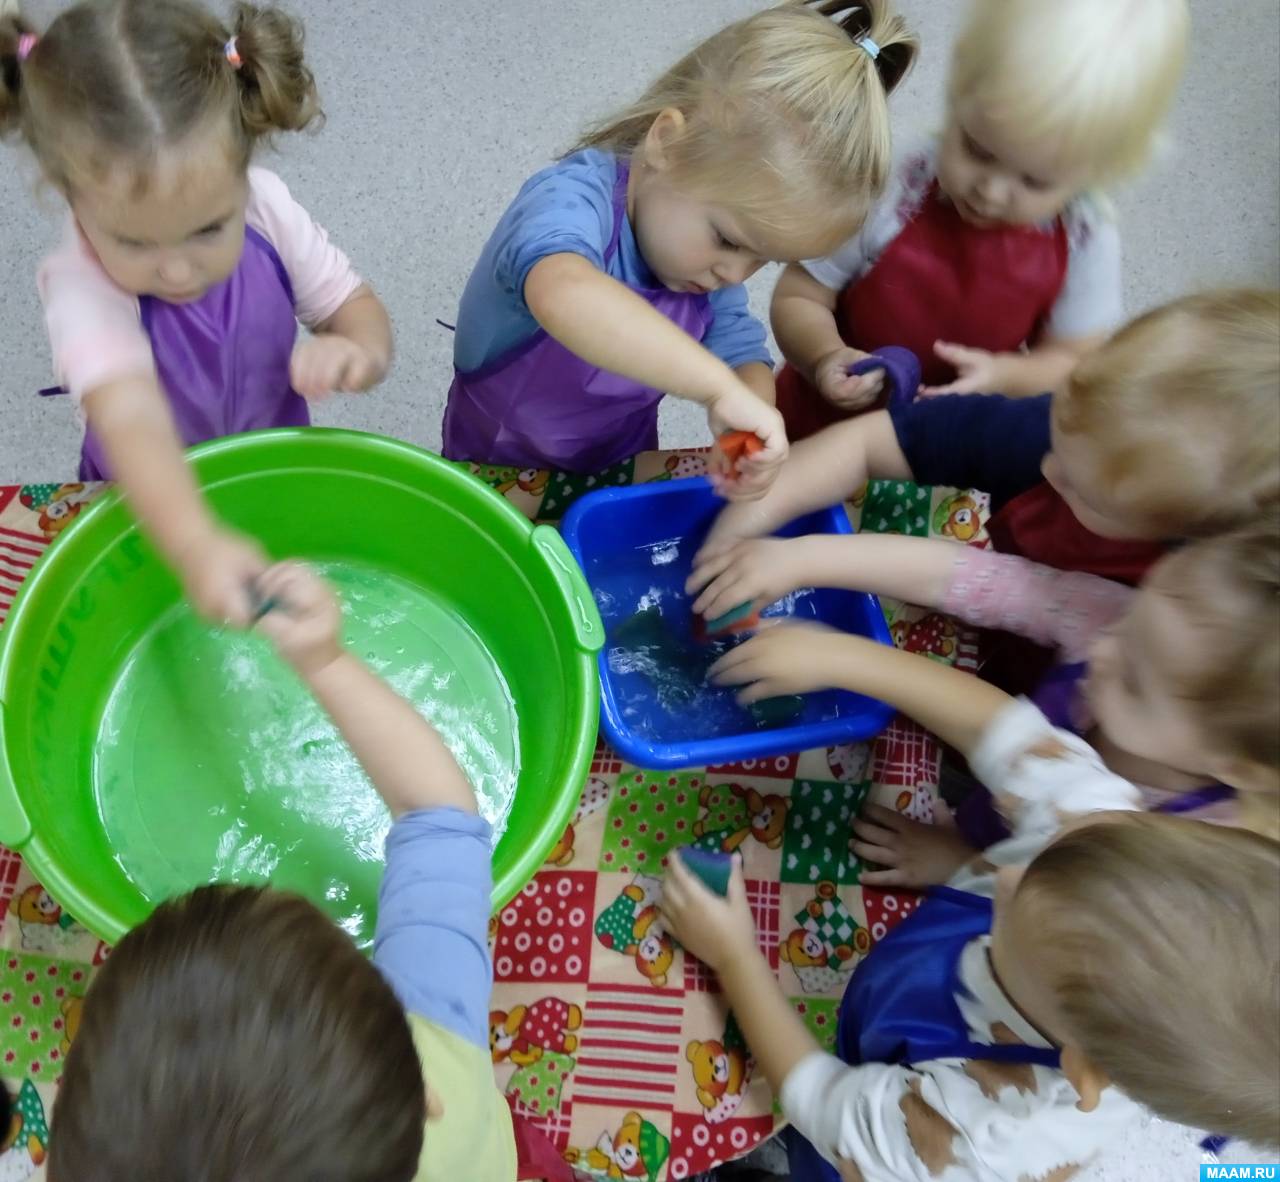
[686,537,806,624]
[706,384,788,501]
[814,346,884,410]
[179,527,269,627]
[707,620,842,702]
[850,800,979,888]
[253,562,344,676]
[291,333,384,401]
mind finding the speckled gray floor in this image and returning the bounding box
[2,1,1278,1175]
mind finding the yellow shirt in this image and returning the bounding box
[410,1013,518,1181]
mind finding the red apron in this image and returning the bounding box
[988,482,1168,584]
[777,183,1069,441]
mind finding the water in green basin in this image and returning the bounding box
[93,560,520,948]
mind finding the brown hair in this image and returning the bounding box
[1058,289,1280,536]
[49,885,425,1182]
[0,0,320,193]
[1152,511,1280,832]
[573,0,917,250]
[1015,814,1280,1147]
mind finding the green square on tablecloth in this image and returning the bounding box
[792,997,842,1054]
[538,461,636,519]
[860,479,931,537]
[780,779,870,885]
[599,769,704,875]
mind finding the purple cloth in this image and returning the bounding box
[848,345,921,412]
[78,225,309,481]
[373,807,494,1050]
[441,163,714,473]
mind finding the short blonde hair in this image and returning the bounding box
[950,0,1188,185]
[574,0,917,250]
[1152,512,1280,834]
[1016,814,1280,1148]
[1058,289,1280,537]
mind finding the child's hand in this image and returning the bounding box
[660,851,757,974]
[686,538,807,623]
[290,334,384,401]
[179,527,269,626]
[815,346,884,411]
[252,561,344,677]
[919,342,1005,396]
[851,801,978,888]
[708,620,845,702]
[706,385,788,501]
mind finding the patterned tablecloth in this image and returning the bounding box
[0,456,987,1180]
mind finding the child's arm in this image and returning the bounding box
[921,334,1104,399]
[82,377,268,626]
[771,263,885,411]
[524,252,787,493]
[689,532,957,627]
[253,563,474,818]
[290,284,393,401]
[697,409,912,554]
[661,857,988,1182]
[712,624,1139,856]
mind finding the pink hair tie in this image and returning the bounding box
[224,37,243,69]
[16,33,38,62]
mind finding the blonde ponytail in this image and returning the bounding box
[574,1,917,245]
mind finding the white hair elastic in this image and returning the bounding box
[855,34,881,60]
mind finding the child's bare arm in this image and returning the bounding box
[771,264,884,411]
[524,253,787,476]
[689,533,960,626]
[291,284,393,400]
[699,409,913,554]
[82,376,267,626]
[254,563,476,819]
[711,625,1010,759]
[662,856,820,1094]
[922,333,1104,398]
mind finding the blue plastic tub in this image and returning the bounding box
[560,477,895,768]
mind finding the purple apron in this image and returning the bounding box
[68,225,308,481]
[441,164,714,473]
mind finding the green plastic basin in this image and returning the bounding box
[0,429,603,946]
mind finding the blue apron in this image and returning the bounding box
[787,887,1060,1181]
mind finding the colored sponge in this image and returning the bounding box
[748,695,805,729]
[677,846,733,896]
[718,430,765,467]
[693,600,760,643]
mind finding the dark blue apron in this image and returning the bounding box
[787,887,1060,1181]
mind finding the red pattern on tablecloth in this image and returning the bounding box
[0,463,987,1180]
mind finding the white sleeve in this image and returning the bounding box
[781,1052,943,1182]
[36,219,154,402]
[1045,199,1124,340]
[245,167,364,329]
[968,698,1141,867]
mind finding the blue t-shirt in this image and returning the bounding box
[373,807,493,1048]
[888,393,1053,512]
[453,148,772,375]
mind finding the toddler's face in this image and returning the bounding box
[937,101,1085,229]
[71,128,248,305]
[1084,562,1213,777]
[631,173,841,298]
[1041,400,1167,541]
